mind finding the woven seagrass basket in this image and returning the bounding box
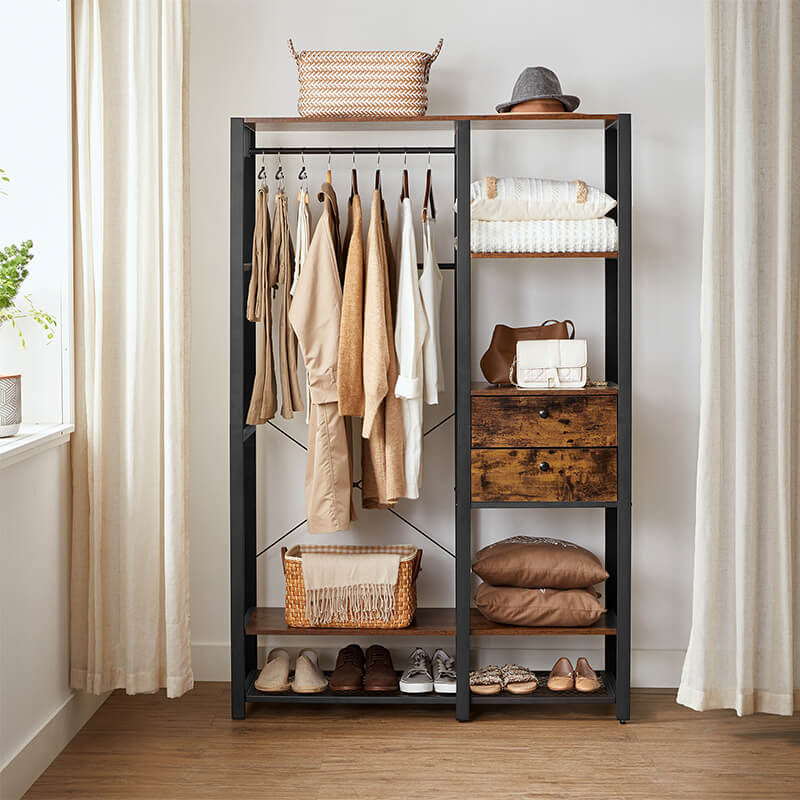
[288,39,443,118]
[281,544,422,628]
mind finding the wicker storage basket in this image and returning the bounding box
[281,544,422,628]
[288,39,443,118]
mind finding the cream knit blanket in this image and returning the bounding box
[302,552,401,625]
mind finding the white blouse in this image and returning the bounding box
[393,196,428,499]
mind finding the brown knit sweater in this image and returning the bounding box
[361,189,405,508]
[337,192,365,417]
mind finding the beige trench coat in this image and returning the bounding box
[288,183,356,533]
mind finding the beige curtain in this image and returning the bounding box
[678,0,800,715]
[70,0,192,697]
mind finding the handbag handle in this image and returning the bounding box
[542,318,575,339]
[287,39,300,64]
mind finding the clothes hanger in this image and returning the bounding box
[375,151,381,191]
[350,151,358,199]
[297,153,308,204]
[422,151,436,222]
[257,156,268,192]
[401,151,409,200]
[326,151,332,185]
[275,154,285,194]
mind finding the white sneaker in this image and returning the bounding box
[399,647,433,693]
[432,648,456,694]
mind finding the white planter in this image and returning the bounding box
[0,374,22,437]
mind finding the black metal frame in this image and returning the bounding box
[229,116,632,722]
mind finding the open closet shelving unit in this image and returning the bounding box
[230,113,631,722]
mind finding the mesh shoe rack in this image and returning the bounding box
[229,114,631,722]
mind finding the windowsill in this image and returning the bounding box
[0,423,74,470]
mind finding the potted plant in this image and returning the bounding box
[0,167,56,437]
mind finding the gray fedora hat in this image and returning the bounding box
[496,66,580,113]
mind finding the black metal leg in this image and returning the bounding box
[454,120,472,723]
[230,118,256,719]
[615,114,632,723]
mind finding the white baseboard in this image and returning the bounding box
[0,690,109,800]
[191,640,685,688]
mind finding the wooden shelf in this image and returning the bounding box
[470,609,616,636]
[245,606,456,636]
[471,382,618,397]
[472,251,617,259]
[245,607,616,638]
[244,113,619,132]
[470,670,615,705]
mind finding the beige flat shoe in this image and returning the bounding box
[470,665,503,695]
[291,649,328,694]
[546,656,574,691]
[501,664,538,695]
[574,656,601,693]
[254,648,290,692]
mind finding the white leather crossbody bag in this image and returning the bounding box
[511,339,588,389]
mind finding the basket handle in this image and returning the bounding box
[411,549,423,581]
[280,546,288,574]
[287,39,300,64]
[423,39,443,84]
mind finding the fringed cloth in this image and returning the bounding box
[301,552,401,625]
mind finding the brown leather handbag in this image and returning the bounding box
[479,320,575,385]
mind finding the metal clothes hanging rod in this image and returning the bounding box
[250,146,455,156]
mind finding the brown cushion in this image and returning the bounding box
[474,583,606,627]
[472,536,608,589]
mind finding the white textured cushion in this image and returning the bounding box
[471,218,618,254]
[471,177,616,221]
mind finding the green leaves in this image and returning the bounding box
[0,168,56,348]
[0,240,35,310]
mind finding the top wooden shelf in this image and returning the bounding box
[244,113,621,132]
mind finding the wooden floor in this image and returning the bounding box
[26,684,800,799]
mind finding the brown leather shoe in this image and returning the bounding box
[329,644,364,692]
[574,656,601,692]
[364,645,399,692]
[546,656,574,691]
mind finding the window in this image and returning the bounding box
[0,0,73,461]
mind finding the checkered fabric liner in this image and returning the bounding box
[289,39,443,118]
[282,544,420,628]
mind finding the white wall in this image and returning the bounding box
[189,0,703,685]
[0,444,105,800]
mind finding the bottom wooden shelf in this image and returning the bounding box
[245,670,456,705]
[245,607,618,638]
[470,670,616,705]
[245,606,456,636]
[470,608,617,636]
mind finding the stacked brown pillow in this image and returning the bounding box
[472,537,608,627]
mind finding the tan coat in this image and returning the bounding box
[270,191,304,419]
[289,183,356,533]
[337,192,365,417]
[361,189,405,509]
[246,186,277,424]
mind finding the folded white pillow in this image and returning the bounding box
[471,176,616,221]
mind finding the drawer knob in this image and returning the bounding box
[538,408,549,419]
[539,461,551,472]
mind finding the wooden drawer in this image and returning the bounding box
[472,394,617,448]
[471,447,617,503]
